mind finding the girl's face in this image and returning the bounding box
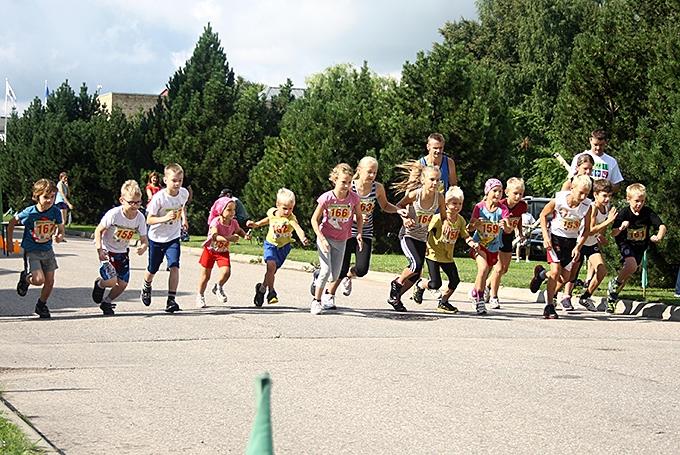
[486,186,502,203]
[151,175,158,184]
[221,202,236,222]
[577,161,593,176]
[421,169,440,191]
[446,198,463,216]
[334,173,352,195]
[505,185,524,204]
[359,163,378,183]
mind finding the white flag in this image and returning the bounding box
[5,80,17,107]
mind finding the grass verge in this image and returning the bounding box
[0,399,42,454]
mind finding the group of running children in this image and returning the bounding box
[6,134,667,320]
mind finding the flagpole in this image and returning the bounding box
[3,78,8,140]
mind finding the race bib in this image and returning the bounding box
[211,239,230,252]
[163,208,181,225]
[271,221,292,239]
[415,210,433,226]
[360,197,376,222]
[443,228,460,244]
[627,227,647,242]
[32,219,57,243]
[562,217,581,232]
[478,221,500,245]
[507,217,520,230]
[328,204,352,226]
[113,226,137,243]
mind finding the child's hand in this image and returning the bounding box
[396,208,409,218]
[136,244,148,255]
[571,246,581,262]
[403,217,415,229]
[543,238,552,251]
[54,233,64,243]
[245,229,253,241]
[301,236,310,246]
[182,221,189,232]
[98,248,108,261]
[468,219,481,230]
[246,220,256,228]
[228,234,241,243]
[442,221,453,238]
[469,240,479,250]
[319,237,330,253]
[165,210,177,222]
[650,234,661,243]
[619,221,630,231]
[356,234,363,252]
[607,207,618,222]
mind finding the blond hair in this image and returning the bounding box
[626,183,646,199]
[506,177,525,192]
[276,187,296,205]
[164,163,184,176]
[353,156,378,179]
[445,186,464,202]
[329,163,353,183]
[392,160,440,195]
[572,174,592,192]
[32,178,57,202]
[121,180,142,198]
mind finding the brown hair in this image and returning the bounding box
[591,129,607,141]
[32,178,58,202]
[147,171,160,184]
[329,163,353,183]
[428,133,445,145]
[576,153,595,167]
[592,179,613,194]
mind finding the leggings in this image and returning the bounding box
[339,237,373,279]
[425,259,460,290]
[400,236,426,280]
[315,237,347,291]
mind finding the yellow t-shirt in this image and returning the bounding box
[426,214,469,263]
[265,207,299,247]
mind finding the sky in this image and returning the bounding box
[2,0,478,114]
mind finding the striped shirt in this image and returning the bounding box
[350,181,377,239]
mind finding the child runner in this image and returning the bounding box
[607,183,666,312]
[327,156,406,298]
[468,178,511,315]
[310,164,363,314]
[411,186,478,312]
[387,162,448,312]
[247,188,310,306]
[486,177,527,309]
[196,198,247,308]
[92,180,149,315]
[141,163,189,313]
[535,175,592,319]
[7,178,65,318]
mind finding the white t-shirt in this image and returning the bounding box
[147,188,189,242]
[99,206,147,253]
[550,191,592,239]
[570,150,623,184]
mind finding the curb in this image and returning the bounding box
[0,396,60,454]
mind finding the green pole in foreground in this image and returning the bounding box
[246,373,274,455]
[641,250,648,301]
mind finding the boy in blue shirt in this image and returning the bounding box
[7,178,65,318]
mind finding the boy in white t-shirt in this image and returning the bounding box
[92,180,149,315]
[141,163,190,313]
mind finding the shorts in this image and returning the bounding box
[618,242,645,266]
[581,243,601,259]
[469,245,499,267]
[24,249,58,275]
[263,240,291,269]
[147,238,181,274]
[199,247,231,269]
[101,251,131,283]
[499,233,515,253]
[547,234,577,267]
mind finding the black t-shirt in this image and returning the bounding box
[613,206,663,249]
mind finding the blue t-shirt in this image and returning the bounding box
[471,201,509,253]
[16,205,63,252]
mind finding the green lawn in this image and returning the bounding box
[0,405,41,454]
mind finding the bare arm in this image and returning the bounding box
[246,217,270,229]
[448,157,458,188]
[539,200,556,250]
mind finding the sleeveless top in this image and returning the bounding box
[351,181,377,239]
[400,188,440,243]
[419,154,451,193]
[584,204,608,246]
[550,191,592,239]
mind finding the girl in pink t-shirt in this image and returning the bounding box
[196,198,247,308]
[309,163,363,314]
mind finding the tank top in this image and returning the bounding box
[350,181,377,239]
[401,189,439,243]
[550,191,592,239]
[584,204,608,246]
[419,154,450,193]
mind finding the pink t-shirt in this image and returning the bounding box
[202,217,239,253]
[317,190,360,241]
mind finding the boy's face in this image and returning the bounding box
[589,137,607,156]
[627,193,645,213]
[505,185,524,204]
[164,171,184,195]
[426,139,444,160]
[446,198,463,216]
[594,191,612,206]
[120,192,142,212]
[37,191,56,208]
[276,200,295,217]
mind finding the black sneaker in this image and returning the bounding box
[543,303,559,319]
[140,286,152,306]
[530,265,546,293]
[390,301,407,312]
[165,299,180,313]
[17,271,29,297]
[387,279,403,306]
[254,283,265,307]
[92,279,105,303]
[35,301,51,319]
[310,268,319,296]
[412,281,425,304]
[100,301,115,316]
[267,290,278,305]
[437,300,459,314]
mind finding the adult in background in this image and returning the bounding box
[569,129,624,193]
[219,188,249,229]
[55,171,73,225]
[419,133,458,192]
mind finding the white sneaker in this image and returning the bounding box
[196,294,207,308]
[578,296,597,312]
[489,297,501,309]
[560,296,574,311]
[475,300,487,315]
[321,293,336,310]
[341,277,352,296]
[310,299,323,315]
[212,283,228,304]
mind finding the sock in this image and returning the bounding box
[168,290,177,300]
[143,280,152,291]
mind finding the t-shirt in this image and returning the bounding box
[202,217,239,253]
[317,190,360,241]
[570,150,624,184]
[500,199,528,234]
[146,188,190,242]
[550,191,592,239]
[471,201,509,252]
[55,181,69,204]
[613,206,663,250]
[99,206,147,253]
[265,207,300,247]
[426,214,469,263]
[16,205,63,252]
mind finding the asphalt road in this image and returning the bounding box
[1,236,679,454]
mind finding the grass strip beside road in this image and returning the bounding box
[0,403,41,454]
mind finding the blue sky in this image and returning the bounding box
[2,0,477,113]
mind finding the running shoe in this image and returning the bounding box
[475,301,487,315]
[530,265,546,293]
[412,281,425,304]
[212,283,228,304]
[35,300,50,319]
[489,297,501,310]
[100,301,115,316]
[17,271,29,297]
[387,279,403,306]
[560,296,574,311]
[267,290,279,305]
[196,294,207,309]
[341,277,352,296]
[437,300,459,314]
[140,286,152,306]
[254,283,265,307]
[92,278,105,304]
[607,278,620,303]
[310,268,320,296]
[483,285,491,303]
[310,298,323,315]
[321,293,336,310]
[578,296,597,312]
[165,298,180,313]
[606,300,617,314]
[543,303,558,319]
